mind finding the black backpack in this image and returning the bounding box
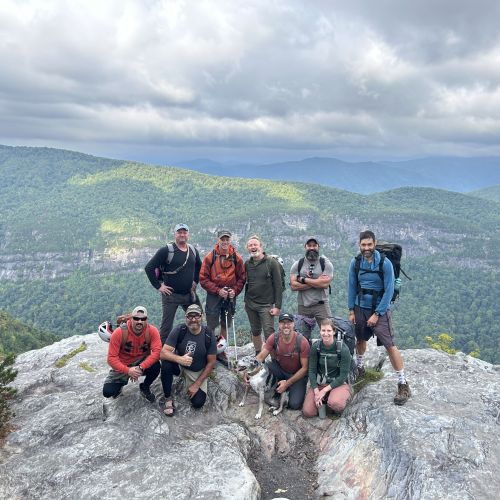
[297,256,331,294]
[315,316,357,384]
[354,241,411,306]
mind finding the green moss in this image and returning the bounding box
[79,361,96,372]
[54,342,87,368]
[352,368,384,395]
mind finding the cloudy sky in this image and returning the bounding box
[1,0,500,164]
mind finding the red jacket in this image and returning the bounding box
[107,320,161,375]
[199,244,246,296]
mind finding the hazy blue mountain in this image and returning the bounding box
[173,156,500,194]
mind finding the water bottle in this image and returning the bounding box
[318,404,326,419]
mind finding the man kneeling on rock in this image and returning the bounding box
[160,304,217,415]
[102,306,161,403]
[252,312,310,410]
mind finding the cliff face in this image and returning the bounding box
[1,336,499,499]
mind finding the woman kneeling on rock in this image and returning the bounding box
[303,319,352,418]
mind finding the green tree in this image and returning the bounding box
[0,353,17,439]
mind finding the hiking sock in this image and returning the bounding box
[396,370,407,385]
[356,354,364,368]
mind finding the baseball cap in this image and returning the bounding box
[278,312,294,322]
[217,229,232,238]
[305,236,319,246]
[132,306,148,317]
[185,304,202,316]
[174,223,190,232]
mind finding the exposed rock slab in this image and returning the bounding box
[1,336,499,500]
[0,335,259,500]
[316,348,500,499]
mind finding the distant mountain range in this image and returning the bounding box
[0,144,499,363]
[173,156,500,194]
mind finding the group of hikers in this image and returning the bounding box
[102,224,411,419]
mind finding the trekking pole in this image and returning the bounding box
[230,299,238,364]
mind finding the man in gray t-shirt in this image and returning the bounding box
[290,237,333,341]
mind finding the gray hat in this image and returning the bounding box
[305,236,319,246]
[132,305,148,317]
[217,229,232,238]
[185,304,202,315]
[174,223,190,232]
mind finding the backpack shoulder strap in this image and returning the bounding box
[208,249,217,271]
[297,257,305,274]
[378,253,385,277]
[145,326,150,346]
[295,333,303,355]
[336,332,344,362]
[120,325,128,348]
[166,243,175,264]
[354,254,362,293]
[273,331,280,353]
[319,257,325,272]
[177,324,188,347]
[319,256,331,295]
[204,326,212,351]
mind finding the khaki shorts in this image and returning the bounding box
[181,367,208,394]
[354,306,395,348]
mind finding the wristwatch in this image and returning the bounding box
[301,276,306,284]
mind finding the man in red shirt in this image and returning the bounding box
[253,313,310,409]
[103,306,161,403]
[199,230,246,361]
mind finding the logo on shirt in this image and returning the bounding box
[185,340,197,356]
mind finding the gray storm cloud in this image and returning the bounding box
[1,0,500,161]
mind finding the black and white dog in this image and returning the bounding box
[237,357,289,419]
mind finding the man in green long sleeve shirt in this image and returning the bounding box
[303,319,352,417]
[244,235,283,354]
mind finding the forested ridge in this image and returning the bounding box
[0,145,498,362]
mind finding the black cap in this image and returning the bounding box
[278,312,294,322]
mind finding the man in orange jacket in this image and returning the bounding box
[199,230,246,360]
[102,306,161,403]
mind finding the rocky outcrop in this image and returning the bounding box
[316,348,500,499]
[1,336,499,499]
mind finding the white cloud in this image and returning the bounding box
[1,0,500,161]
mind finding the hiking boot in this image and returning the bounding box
[139,383,156,403]
[394,382,411,406]
[356,366,366,379]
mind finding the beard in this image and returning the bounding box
[306,249,319,260]
[362,249,374,258]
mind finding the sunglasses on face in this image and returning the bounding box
[186,314,201,319]
[133,316,147,322]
